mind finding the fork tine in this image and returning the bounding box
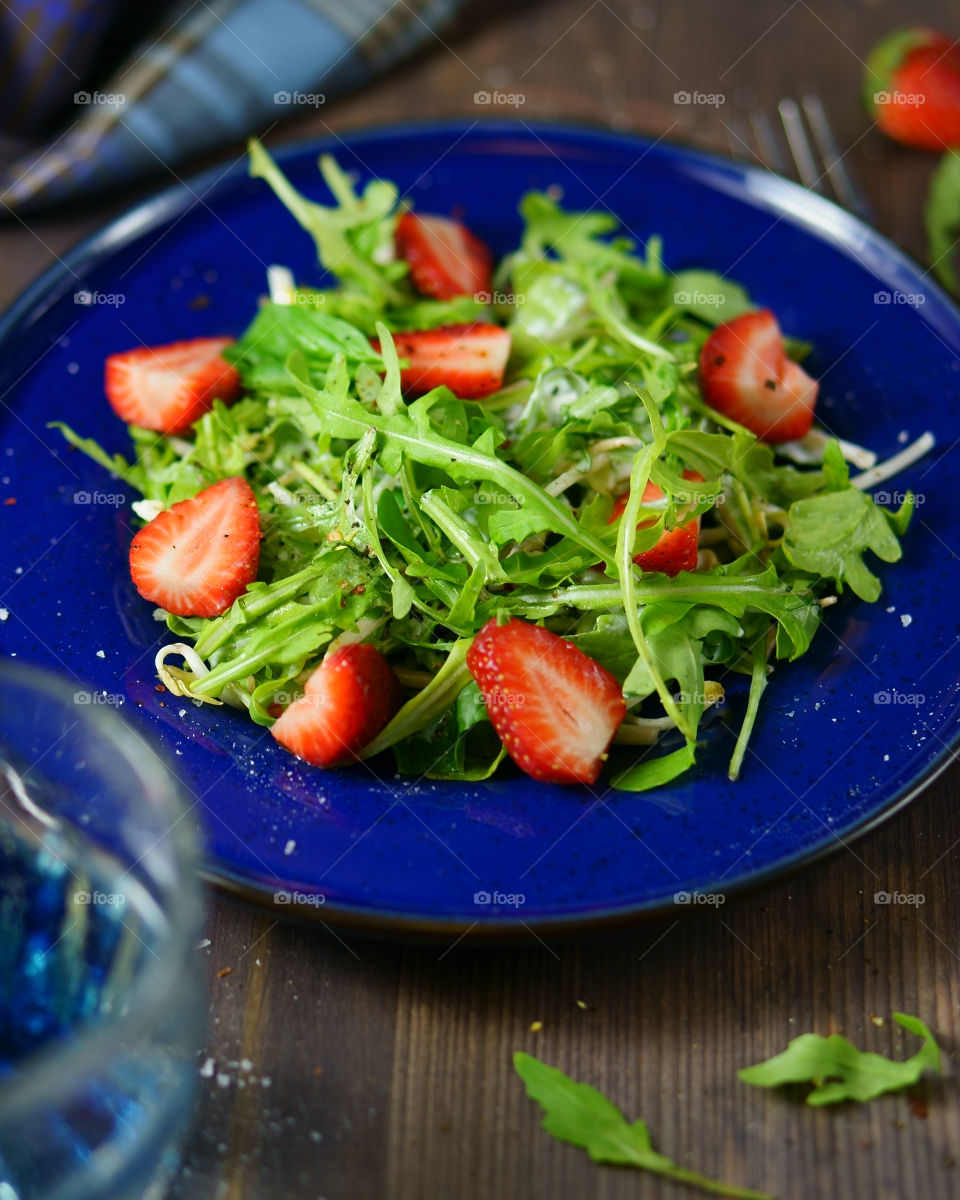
[740,97,873,223]
[777,98,824,193]
[748,110,788,174]
[800,94,874,222]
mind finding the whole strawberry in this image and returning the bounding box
[865,27,960,151]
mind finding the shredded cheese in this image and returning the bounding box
[850,432,935,491]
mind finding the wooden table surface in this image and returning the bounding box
[3,2,959,1197]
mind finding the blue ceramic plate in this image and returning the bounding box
[2,122,959,938]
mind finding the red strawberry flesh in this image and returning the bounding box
[270,644,403,767]
[395,212,493,300]
[105,336,240,435]
[375,322,510,399]
[698,309,817,442]
[128,476,260,617]
[466,617,626,785]
[608,475,702,577]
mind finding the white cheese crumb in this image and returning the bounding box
[197,938,211,950]
[132,498,164,523]
[283,839,296,856]
[883,754,890,762]
[886,605,896,613]
[215,1073,231,1089]
[267,264,296,305]
[95,649,105,658]
[199,1057,215,1078]
[0,609,8,621]
[900,613,913,628]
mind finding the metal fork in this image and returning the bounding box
[726,95,874,223]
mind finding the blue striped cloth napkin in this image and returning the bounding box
[0,0,466,212]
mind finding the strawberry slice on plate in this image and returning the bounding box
[608,472,703,577]
[376,323,510,399]
[271,644,403,767]
[698,309,817,443]
[395,212,493,300]
[466,617,626,785]
[105,336,240,435]
[129,476,260,617]
[865,27,960,151]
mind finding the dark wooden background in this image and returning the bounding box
[4,2,959,1197]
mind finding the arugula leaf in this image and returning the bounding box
[671,269,753,325]
[739,1013,940,1106]
[782,488,912,602]
[228,300,382,393]
[247,139,405,304]
[514,1053,772,1199]
[48,422,146,494]
[925,150,960,297]
[390,679,507,780]
[363,640,473,758]
[611,742,697,791]
[508,567,820,661]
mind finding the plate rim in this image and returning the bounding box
[4,117,960,940]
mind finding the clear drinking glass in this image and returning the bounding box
[0,662,205,1200]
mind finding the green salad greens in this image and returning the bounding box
[514,1051,772,1198]
[738,1012,940,1106]
[54,140,919,791]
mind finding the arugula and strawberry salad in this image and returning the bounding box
[55,139,932,792]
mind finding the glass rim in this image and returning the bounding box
[0,660,203,1119]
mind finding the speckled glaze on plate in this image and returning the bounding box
[2,121,959,939]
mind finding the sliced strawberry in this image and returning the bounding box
[608,472,702,577]
[270,644,403,767]
[466,617,626,785]
[129,477,260,617]
[395,212,493,300]
[374,323,510,400]
[698,309,817,443]
[865,28,960,150]
[105,336,240,436]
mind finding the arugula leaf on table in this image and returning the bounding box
[739,1013,940,1106]
[925,150,960,297]
[514,1052,773,1199]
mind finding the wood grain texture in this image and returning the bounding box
[2,2,958,1198]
